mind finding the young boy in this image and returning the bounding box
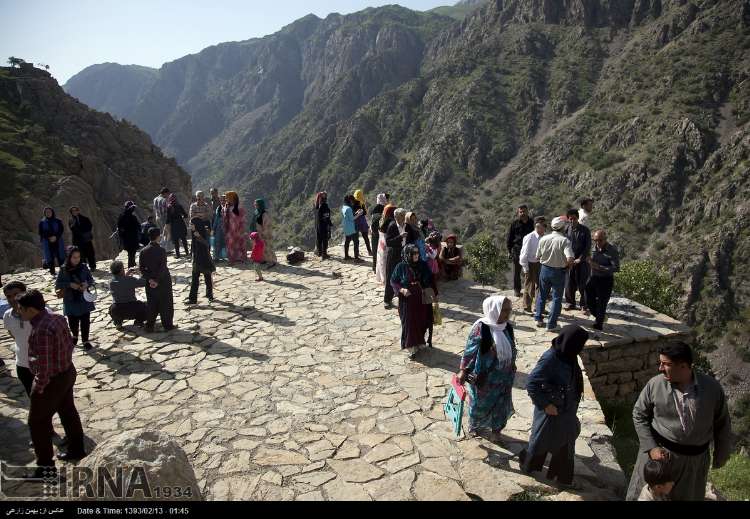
[249,232,265,282]
[638,458,675,501]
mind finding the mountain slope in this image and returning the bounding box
[63,0,750,407]
[65,7,453,185]
[0,64,191,272]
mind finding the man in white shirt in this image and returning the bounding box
[153,187,172,251]
[535,217,575,332]
[2,281,61,441]
[578,198,594,228]
[519,217,546,313]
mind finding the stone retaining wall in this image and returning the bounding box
[576,297,692,402]
[581,337,689,401]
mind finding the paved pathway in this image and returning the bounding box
[0,247,625,500]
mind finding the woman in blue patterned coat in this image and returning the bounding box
[457,295,517,441]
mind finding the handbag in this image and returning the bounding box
[432,303,443,325]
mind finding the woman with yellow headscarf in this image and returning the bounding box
[352,189,372,256]
[223,191,247,264]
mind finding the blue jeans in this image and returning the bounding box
[536,265,566,329]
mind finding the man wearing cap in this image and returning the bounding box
[535,217,574,332]
[153,187,171,251]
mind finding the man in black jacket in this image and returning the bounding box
[506,205,534,297]
[69,207,96,271]
[139,228,175,333]
[565,209,592,312]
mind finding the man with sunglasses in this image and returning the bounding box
[586,229,620,330]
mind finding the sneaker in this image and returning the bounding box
[83,342,93,351]
[184,299,197,305]
[535,321,545,328]
[384,302,394,309]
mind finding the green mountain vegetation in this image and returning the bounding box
[62,0,750,446]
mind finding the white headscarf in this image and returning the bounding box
[473,295,513,367]
[376,193,387,206]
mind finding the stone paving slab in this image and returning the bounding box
[0,246,631,500]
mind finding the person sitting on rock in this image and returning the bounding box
[108,260,148,329]
[439,234,463,281]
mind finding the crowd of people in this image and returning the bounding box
[0,191,733,499]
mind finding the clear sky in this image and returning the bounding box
[0,0,453,85]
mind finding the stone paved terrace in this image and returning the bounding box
[0,246,687,501]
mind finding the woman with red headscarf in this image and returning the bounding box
[440,234,464,281]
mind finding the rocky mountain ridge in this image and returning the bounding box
[0,64,192,272]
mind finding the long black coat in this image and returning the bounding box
[117,209,141,252]
[385,220,404,280]
[69,214,94,246]
[167,203,188,240]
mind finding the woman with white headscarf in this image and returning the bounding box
[457,295,517,440]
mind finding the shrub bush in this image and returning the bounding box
[465,232,507,286]
[614,260,679,318]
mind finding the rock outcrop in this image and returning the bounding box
[0,65,192,272]
[77,429,202,500]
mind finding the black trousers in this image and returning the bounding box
[29,366,85,466]
[146,279,174,329]
[109,301,147,325]
[344,233,360,258]
[173,237,189,258]
[316,228,329,257]
[17,365,34,396]
[188,271,214,302]
[586,275,614,326]
[125,248,137,268]
[360,230,372,255]
[565,261,590,308]
[512,252,523,293]
[371,233,379,272]
[67,313,90,344]
[77,241,96,270]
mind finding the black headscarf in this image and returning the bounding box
[552,325,588,398]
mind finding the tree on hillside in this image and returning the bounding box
[7,57,25,68]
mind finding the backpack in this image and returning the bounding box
[286,247,305,265]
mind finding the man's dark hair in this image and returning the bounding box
[148,227,161,241]
[17,290,46,311]
[160,187,170,195]
[3,280,26,295]
[580,198,594,208]
[534,216,546,225]
[110,260,125,276]
[566,208,580,219]
[518,204,528,210]
[658,341,693,366]
[643,459,672,486]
